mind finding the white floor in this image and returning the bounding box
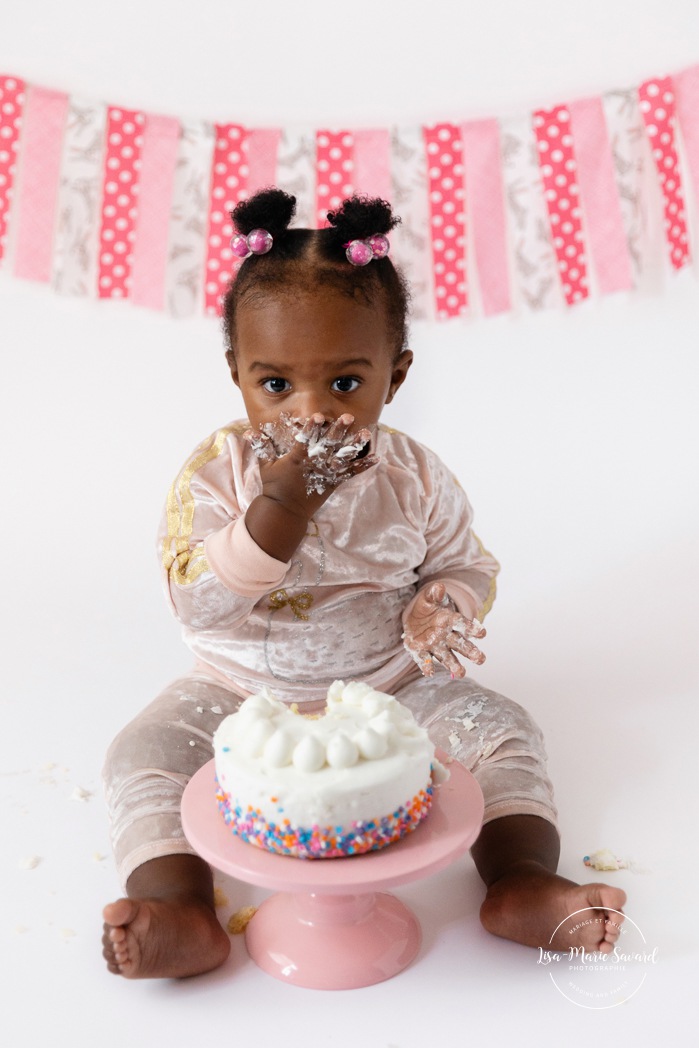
[3,581,697,1047]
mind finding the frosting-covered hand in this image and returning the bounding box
[245,412,378,497]
[402,582,486,679]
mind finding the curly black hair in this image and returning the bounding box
[221,188,410,364]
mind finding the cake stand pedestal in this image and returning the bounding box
[181,755,483,990]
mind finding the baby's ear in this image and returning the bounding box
[385,349,413,404]
[226,351,240,387]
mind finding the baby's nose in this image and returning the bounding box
[293,393,334,422]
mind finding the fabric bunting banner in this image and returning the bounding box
[1,65,698,324]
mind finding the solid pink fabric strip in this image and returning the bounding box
[130,114,180,311]
[674,65,699,222]
[353,129,391,201]
[13,85,68,283]
[568,97,633,295]
[461,119,511,316]
[245,128,281,195]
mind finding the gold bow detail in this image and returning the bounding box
[268,588,314,621]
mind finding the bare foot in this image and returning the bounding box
[480,861,627,953]
[102,896,231,979]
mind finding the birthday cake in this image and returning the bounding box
[213,680,444,858]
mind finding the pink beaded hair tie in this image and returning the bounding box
[344,233,390,267]
[229,228,274,259]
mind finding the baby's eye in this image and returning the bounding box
[331,376,361,393]
[262,377,291,394]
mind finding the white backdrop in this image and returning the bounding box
[2,3,698,1045]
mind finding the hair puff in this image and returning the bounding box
[325,195,401,245]
[222,187,411,361]
[231,187,297,238]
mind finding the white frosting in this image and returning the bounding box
[354,726,388,760]
[262,729,294,768]
[218,682,426,774]
[213,680,441,849]
[292,734,326,772]
[240,717,275,757]
[326,733,359,769]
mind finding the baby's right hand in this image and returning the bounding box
[245,413,378,519]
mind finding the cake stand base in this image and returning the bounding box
[182,754,483,990]
[246,890,421,989]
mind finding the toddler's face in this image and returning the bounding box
[229,290,412,432]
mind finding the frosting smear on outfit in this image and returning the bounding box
[213,680,446,858]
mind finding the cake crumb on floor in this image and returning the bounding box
[19,855,42,870]
[213,887,229,908]
[583,848,627,871]
[227,906,258,934]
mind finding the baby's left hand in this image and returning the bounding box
[402,582,486,679]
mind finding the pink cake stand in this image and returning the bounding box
[181,754,483,990]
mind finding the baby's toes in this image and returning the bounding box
[603,912,624,944]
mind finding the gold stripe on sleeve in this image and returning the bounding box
[168,545,211,586]
[162,425,235,585]
[473,531,499,620]
[447,471,499,620]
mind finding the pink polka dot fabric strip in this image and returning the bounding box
[316,131,354,227]
[98,107,145,300]
[0,75,25,263]
[204,123,249,317]
[533,106,589,306]
[423,123,468,319]
[638,76,690,271]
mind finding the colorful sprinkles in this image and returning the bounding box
[216,778,434,859]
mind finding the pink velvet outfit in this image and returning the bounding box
[104,422,558,887]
